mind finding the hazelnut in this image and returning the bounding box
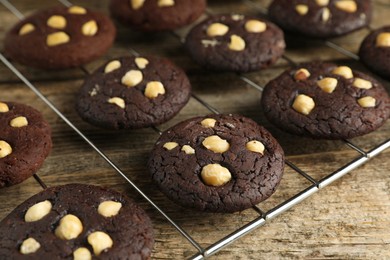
[135,57,149,69]
[207,23,229,37]
[181,145,195,155]
[104,60,121,73]
[201,118,217,128]
[19,23,35,35]
[158,0,175,7]
[201,39,220,47]
[228,35,246,51]
[98,201,122,217]
[55,214,83,240]
[46,32,70,47]
[294,68,311,80]
[292,94,315,115]
[295,4,309,15]
[121,70,143,87]
[201,164,232,186]
[24,200,52,222]
[231,14,244,21]
[317,77,338,93]
[246,140,265,155]
[131,0,145,10]
[88,231,113,256]
[357,96,376,108]
[20,237,40,254]
[47,15,67,29]
[335,0,357,13]
[10,116,28,128]
[73,247,92,260]
[322,7,331,22]
[0,102,9,112]
[82,20,98,36]
[315,0,329,6]
[144,81,165,99]
[163,142,178,150]
[376,32,390,47]
[68,6,87,14]
[108,97,125,109]
[0,140,12,159]
[353,78,372,89]
[202,135,230,153]
[89,87,99,97]
[245,20,267,33]
[332,66,353,79]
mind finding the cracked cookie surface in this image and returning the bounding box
[0,184,154,259]
[76,55,191,129]
[148,114,285,213]
[4,6,116,69]
[268,0,372,38]
[261,62,390,139]
[185,14,285,72]
[0,102,52,188]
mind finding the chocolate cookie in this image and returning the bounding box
[76,55,191,129]
[0,184,154,259]
[0,102,52,188]
[148,114,285,213]
[109,0,206,31]
[359,26,390,79]
[185,14,285,72]
[4,6,116,69]
[261,62,390,139]
[268,0,372,38]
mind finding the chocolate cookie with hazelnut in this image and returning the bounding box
[110,0,206,31]
[261,62,390,139]
[185,14,285,72]
[0,101,52,188]
[76,55,191,129]
[4,5,116,69]
[359,26,390,79]
[148,114,285,213]
[0,184,154,259]
[268,0,372,38]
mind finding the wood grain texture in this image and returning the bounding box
[0,0,389,259]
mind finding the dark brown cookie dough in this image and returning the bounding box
[148,114,285,213]
[4,5,116,69]
[261,62,390,139]
[109,0,206,31]
[185,14,285,72]
[76,55,191,129]
[359,26,390,79]
[268,0,372,38]
[0,102,52,188]
[0,183,154,259]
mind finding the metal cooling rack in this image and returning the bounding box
[0,0,389,259]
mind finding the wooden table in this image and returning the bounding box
[0,0,389,259]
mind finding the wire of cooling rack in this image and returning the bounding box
[0,0,389,259]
